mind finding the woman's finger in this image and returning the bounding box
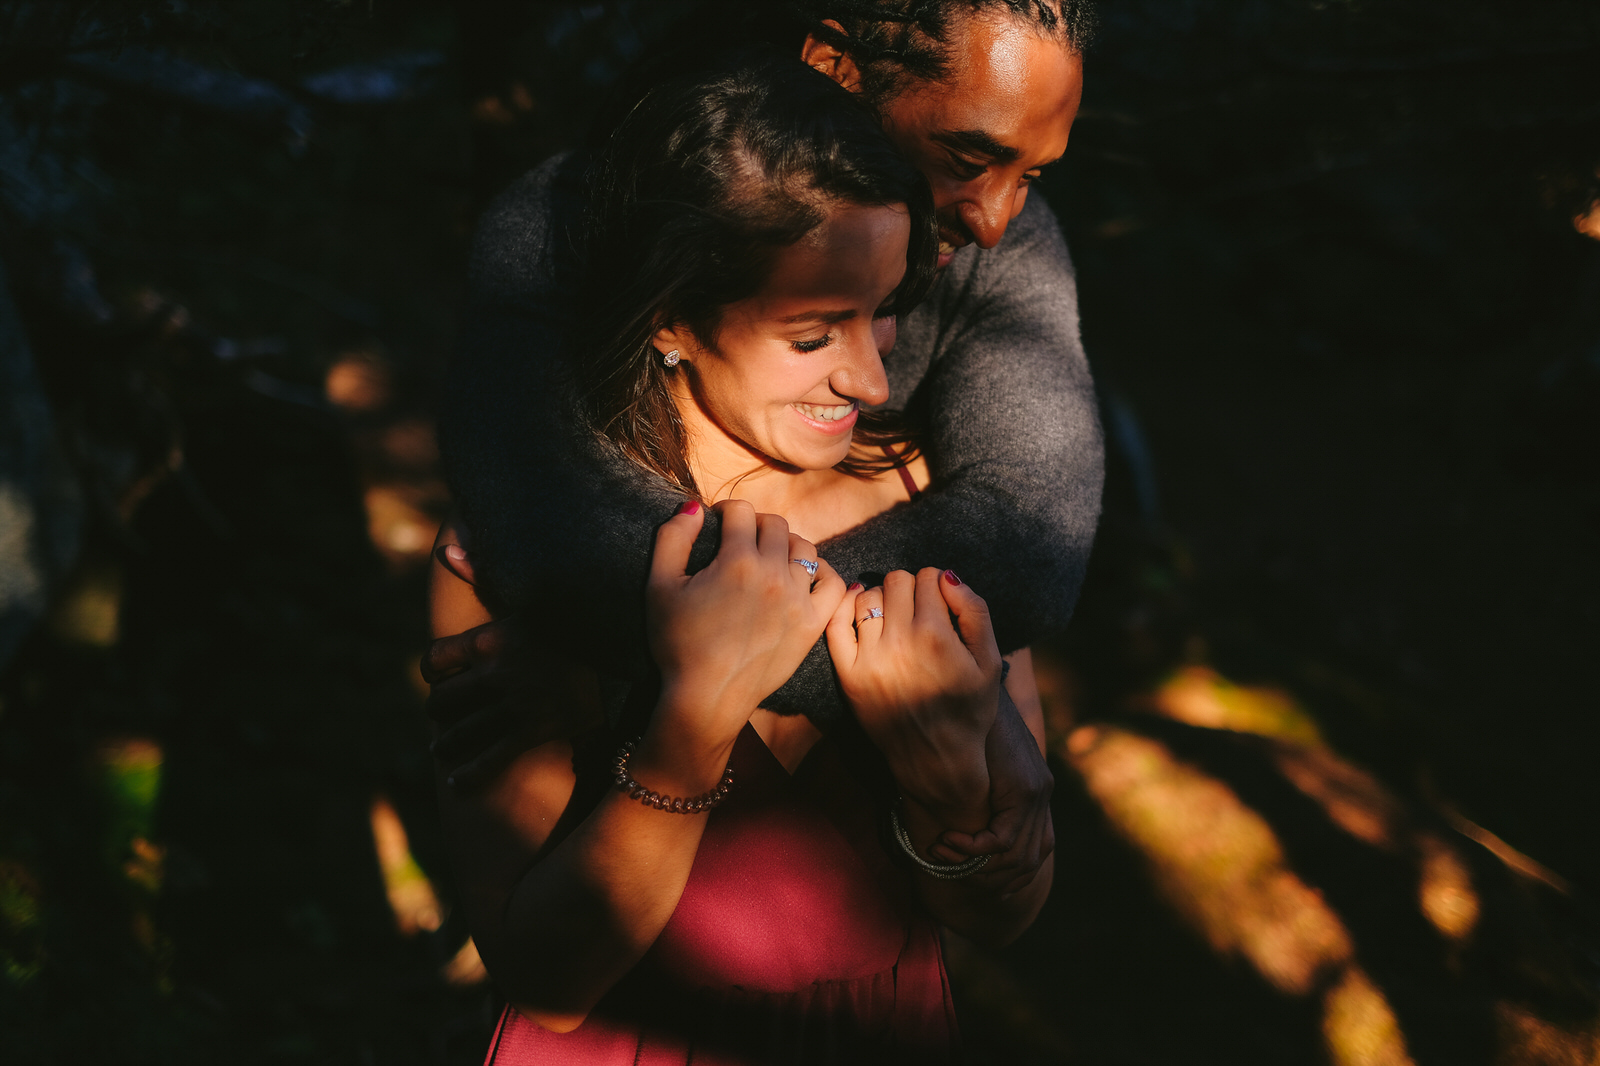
[753,509,791,558]
[825,581,865,669]
[648,499,706,586]
[787,532,820,590]
[912,566,949,634]
[881,569,916,639]
[853,585,886,645]
[808,557,847,615]
[937,569,1002,670]
[713,498,758,557]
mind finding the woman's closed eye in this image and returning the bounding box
[791,333,834,354]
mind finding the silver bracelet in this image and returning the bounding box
[888,803,990,880]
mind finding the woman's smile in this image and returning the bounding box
[792,400,859,433]
[654,200,910,477]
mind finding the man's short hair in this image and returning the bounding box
[786,1,1098,104]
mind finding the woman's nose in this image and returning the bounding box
[835,326,889,406]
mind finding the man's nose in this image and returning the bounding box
[959,181,1023,249]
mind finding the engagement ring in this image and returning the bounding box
[791,558,819,578]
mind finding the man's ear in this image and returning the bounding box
[800,20,864,94]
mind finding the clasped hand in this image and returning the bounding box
[826,568,1003,828]
[643,500,844,765]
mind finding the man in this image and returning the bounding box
[430,0,1099,886]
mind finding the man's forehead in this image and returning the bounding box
[907,18,1082,162]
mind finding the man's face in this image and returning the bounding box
[876,12,1084,268]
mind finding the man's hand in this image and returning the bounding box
[929,686,1055,896]
[423,618,603,791]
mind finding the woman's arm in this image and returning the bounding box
[432,503,846,1028]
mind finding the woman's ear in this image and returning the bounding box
[800,20,864,94]
[652,325,688,365]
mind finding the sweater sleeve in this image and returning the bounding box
[441,159,1103,723]
[764,192,1104,716]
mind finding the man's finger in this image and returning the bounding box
[422,620,515,684]
[430,698,520,762]
[447,735,523,792]
[425,667,513,725]
[936,828,1009,858]
[434,542,478,586]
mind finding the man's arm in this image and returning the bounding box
[762,191,1103,715]
[441,160,1101,724]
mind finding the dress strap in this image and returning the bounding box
[880,445,920,501]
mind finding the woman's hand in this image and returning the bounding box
[826,568,1002,827]
[645,499,846,771]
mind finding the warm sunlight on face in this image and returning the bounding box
[877,11,1083,268]
[659,200,909,474]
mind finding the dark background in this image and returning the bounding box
[1,1,1597,1063]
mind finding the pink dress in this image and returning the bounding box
[481,723,961,1065]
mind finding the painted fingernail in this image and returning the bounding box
[943,569,962,586]
[676,500,701,516]
[847,582,864,591]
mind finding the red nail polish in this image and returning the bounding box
[847,582,864,591]
[677,500,701,516]
[943,569,962,586]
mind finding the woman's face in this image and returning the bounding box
[655,200,910,472]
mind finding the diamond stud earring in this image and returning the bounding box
[662,349,681,368]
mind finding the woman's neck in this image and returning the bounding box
[686,424,856,545]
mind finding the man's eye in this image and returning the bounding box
[792,334,833,353]
[1022,170,1045,186]
[947,154,986,182]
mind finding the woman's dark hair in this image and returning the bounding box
[575,51,938,498]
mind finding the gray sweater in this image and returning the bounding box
[441,153,1104,723]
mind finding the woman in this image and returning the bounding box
[433,53,1050,1065]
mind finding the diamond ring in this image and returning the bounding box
[791,558,819,578]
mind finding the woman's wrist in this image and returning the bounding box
[632,692,746,798]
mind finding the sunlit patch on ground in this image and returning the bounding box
[0,860,44,985]
[1143,664,1324,747]
[45,558,122,648]
[325,348,395,413]
[1575,199,1600,241]
[1054,715,1600,1065]
[363,483,440,570]
[1068,723,1416,1064]
[369,795,443,936]
[92,736,163,876]
[1068,726,1361,992]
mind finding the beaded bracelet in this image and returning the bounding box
[889,803,990,880]
[612,738,734,814]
